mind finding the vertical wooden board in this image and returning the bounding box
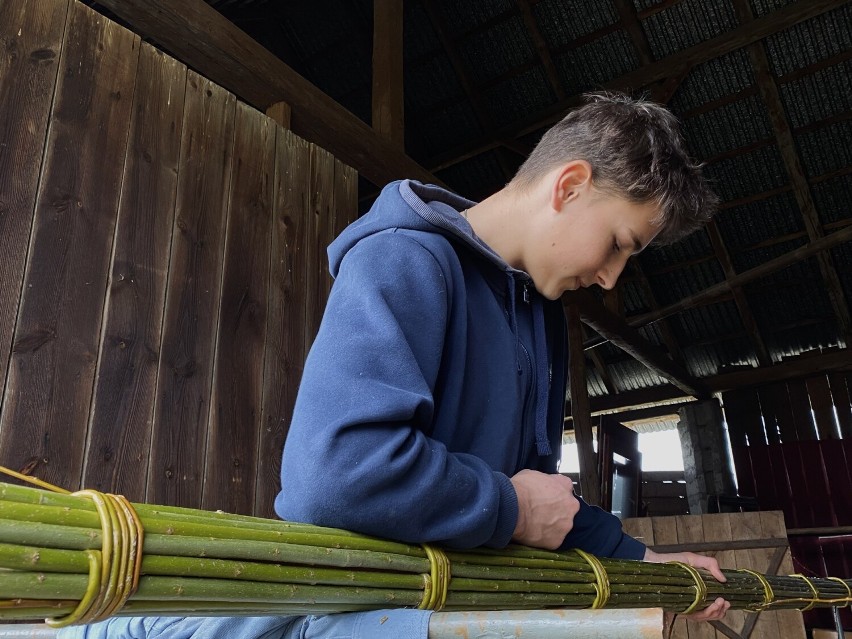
[675,515,714,639]
[0,2,139,488]
[817,440,852,526]
[651,515,678,545]
[828,372,852,438]
[723,388,764,446]
[146,72,236,508]
[780,442,814,528]
[767,383,797,443]
[805,375,839,440]
[254,129,311,518]
[621,516,654,546]
[0,0,69,408]
[757,386,780,445]
[798,440,837,527]
[82,45,186,499]
[749,444,781,511]
[305,145,335,351]
[202,102,274,515]
[675,514,705,545]
[730,445,756,498]
[701,513,745,639]
[785,379,816,441]
[729,512,780,639]
[758,511,805,639]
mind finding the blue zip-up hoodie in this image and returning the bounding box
[275,180,644,559]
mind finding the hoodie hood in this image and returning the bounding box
[329,180,553,457]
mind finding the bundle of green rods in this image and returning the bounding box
[0,480,849,626]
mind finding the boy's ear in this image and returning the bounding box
[551,161,593,212]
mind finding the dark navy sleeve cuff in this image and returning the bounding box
[610,532,646,560]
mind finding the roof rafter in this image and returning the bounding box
[91,0,439,187]
[564,291,713,399]
[630,223,852,327]
[418,0,518,180]
[514,0,566,100]
[425,0,847,174]
[730,0,852,346]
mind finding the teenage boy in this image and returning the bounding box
[60,93,728,639]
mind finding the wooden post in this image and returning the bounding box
[372,0,404,147]
[266,101,291,129]
[566,304,601,506]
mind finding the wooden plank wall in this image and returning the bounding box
[722,372,852,529]
[0,0,357,519]
[623,512,805,639]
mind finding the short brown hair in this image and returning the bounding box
[511,92,718,244]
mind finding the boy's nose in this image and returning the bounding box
[597,261,627,290]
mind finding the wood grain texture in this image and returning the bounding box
[82,44,186,500]
[0,1,139,488]
[202,102,275,514]
[146,72,236,508]
[0,0,69,417]
[254,129,311,518]
[304,145,335,353]
[730,512,780,639]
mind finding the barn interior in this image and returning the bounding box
[0,0,850,636]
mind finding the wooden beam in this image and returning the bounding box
[564,290,713,399]
[704,219,772,366]
[630,223,852,327]
[514,0,566,100]
[372,0,404,147]
[613,0,653,66]
[265,101,291,129]
[566,304,601,506]
[425,0,847,174]
[419,0,518,181]
[731,0,852,345]
[626,262,685,364]
[576,347,852,414]
[92,0,439,188]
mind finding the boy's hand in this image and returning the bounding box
[643,549,731,621]
[510,470,580,549]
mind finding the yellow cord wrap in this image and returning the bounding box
[418,544,450,611]
[791,573,820,612]
[574,549,611,609]
[669,561,707,614]
[738,568,775,611]
[0,466,143,628]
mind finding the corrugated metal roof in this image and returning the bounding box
[796,119,852,178]
[639,229,713,271]
[642,0,738,59]
[648,260,726,307]
[555,30,640,90]
[459,15,536,86]
[682,94,773,160]
[717,192,803,250]
[780,62,852,129]
[812,175,852,225]
[534,0,618,48]
[762,5,852,76]
[702,145,788,202]
[435,0,513,38]
[670,49,755,113]
[485,67,557,129]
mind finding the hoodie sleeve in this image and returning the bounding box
[558,498,646,559]
[276,231,518,549]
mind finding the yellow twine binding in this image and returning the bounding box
[418,544,451,611]
[669,561,707,614]
[738,568,775,612]
[0,466,143,628]
[575,549,611,609]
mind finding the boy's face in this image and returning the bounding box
[525,187,660,300]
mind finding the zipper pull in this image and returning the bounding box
[523,282,531,304]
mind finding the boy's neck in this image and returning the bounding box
[465,185,536,271]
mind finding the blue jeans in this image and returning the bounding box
[56,610,431,639]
